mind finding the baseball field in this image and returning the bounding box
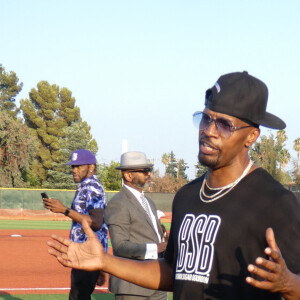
[0,218,172,300]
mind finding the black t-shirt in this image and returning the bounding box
[164,168,300,300]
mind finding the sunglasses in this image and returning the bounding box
[128,168,152,175]
[193,111,252,138]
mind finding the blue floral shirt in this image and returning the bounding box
[70,175,108,252]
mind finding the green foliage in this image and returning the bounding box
[166,151,177,178]
[250,130,291,184]
[20,81,97,185]
[161,152,170,176]
[43,122,99,189]
[0,64,23,117]
[293,138,300,183]
[98,161,122,191]
[163,151,189,180]
[0,110,39,187]
[195,162,208,178]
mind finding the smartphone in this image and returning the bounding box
[41,192,49,199]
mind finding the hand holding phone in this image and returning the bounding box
[41,192,49,199]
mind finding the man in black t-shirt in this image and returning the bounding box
[48,71,300,300]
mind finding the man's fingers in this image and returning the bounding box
[246,275,273,290]
[54,255,74,268]
[51,234,71,245]
[48,234,71,251]
[265,228,279,252]
[82,219,96,238]
[248,262,278,282]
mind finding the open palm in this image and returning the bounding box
[48,219,104,271]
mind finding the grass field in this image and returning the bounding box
[0,220,72,230]
[0,220,171,230]
[0,219,172,300]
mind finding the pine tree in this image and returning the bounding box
[195,162,208,178]
[165,151,189,180]
[20,81,93,184]
[0,64,23,117]
[165,151,177,178]
[43,121,99,189]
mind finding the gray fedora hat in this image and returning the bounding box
[115,151,154,170]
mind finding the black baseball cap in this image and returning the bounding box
[204,71,286,129]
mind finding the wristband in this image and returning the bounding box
[64,208,71,216]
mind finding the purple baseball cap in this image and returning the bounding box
[65,149,96,166]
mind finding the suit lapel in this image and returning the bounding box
[122,187,159,236]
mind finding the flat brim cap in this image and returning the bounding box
[205,71,286,130]
[65,149,96,165]
[115,151,154,170]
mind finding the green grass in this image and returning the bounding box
[0,220,170,231]
[0,220,72,230]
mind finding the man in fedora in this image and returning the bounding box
[48,72,300,299]
[43,149,108,300]
[104,151,168,300]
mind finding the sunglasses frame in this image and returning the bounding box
[127,168,152,175]
[193,111,252,138]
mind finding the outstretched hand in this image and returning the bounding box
[47,219,104,271]
[246,228,300,298]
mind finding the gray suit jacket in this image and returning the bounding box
[104,186,164,296]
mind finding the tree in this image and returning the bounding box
[43,122,99,189]
[276,130,291,171]
[250,130,291,184]
[293,138,300,183]
[146,173,188,193]
[0,110,38,187]
[195,162,208,178]
[164,151,189,180]
[0,64,23,117]
[161,153,170,176]
[165,151,177,178]
[98,161,122,191]
[177,158,189,180]
[20,81,95,184]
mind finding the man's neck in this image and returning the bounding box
[206,159,255,188]
[124,182,143,193]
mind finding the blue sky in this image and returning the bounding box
[1,0,300,179]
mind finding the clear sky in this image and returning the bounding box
[1,0,300,179]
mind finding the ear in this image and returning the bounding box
[123,171,133,182]
[88,164,95,173]
[245,128,260,148]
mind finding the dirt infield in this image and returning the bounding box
[0,229,110,295]
[0,209,70,221]
[0,209,172,223]
[0,210,172,295]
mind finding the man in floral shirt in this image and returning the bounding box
[43,149,108,300]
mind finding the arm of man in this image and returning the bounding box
[43,198,102,230]
[48,219,174,291]
[246,227,300,300]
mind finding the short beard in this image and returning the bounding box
[198,151,220,169]
[132,178,146,190]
